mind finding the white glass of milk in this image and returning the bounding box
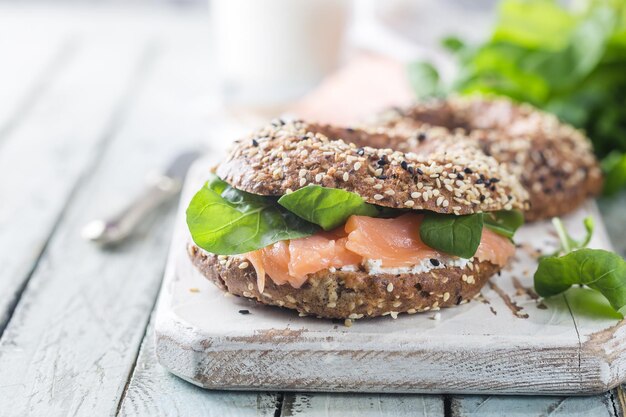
[211,0,350,107]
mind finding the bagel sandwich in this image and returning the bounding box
[370,97,603,221]
[186,120,529,319]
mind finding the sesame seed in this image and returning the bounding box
[387,283,394,292]
[315,173,323,182]
[430,258,440,266]
[238,309,250,315]
[252,139,259,147]
[327,302,337,308]
[436,196,444,206]
[344,319,353,327]
[343,172,349,181]
[373,183,383,190]
[390,311,399,319]
[189,287,200,293]
[443,292,450,302]
[385,189,395,196]
[411,192,420,198]
[354,162,362,171]
[298,169,307,177]
[392,301,402,308]
[374,194,384,200]
[431,312,441,320]
[357,148,365,155]
[299,177,307,187]
[404,200,415,207]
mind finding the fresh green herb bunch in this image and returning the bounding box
[409,0,626,195]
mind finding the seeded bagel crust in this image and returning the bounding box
[188,244,499,319]
[216,120,529,215]
[371,97,603,221]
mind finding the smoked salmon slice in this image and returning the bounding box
[245,213,515,290]
[345,214,438,267]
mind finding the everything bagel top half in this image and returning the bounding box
[371,97,603,221]
[186,120,529,319]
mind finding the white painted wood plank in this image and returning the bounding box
[0,16,74,141]
[0,30,155,331]
[450,394,616,417]
[280,393,444,417]
[118,319,279,417]
[0,19,214,417]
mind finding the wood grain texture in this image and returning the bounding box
[281,393,443,417]
[118,320,280,417]
[0,18,75,144]
[450,395,617,417]
[0,26,153,333]
[0,11,212,416]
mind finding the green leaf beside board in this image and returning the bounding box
[277,185,379,231]
[535,249,626,314]
[186,174,318,255]
[534,216,626,315]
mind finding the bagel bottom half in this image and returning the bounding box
[188,244,500,319]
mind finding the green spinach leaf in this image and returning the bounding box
[420,213,484,258]
[534,249,626,314]
[534,216,626,315]
[277,185,379,230]
[484,210,525,239]
[186,174,318,255]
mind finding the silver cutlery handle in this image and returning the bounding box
[81,174,181,245]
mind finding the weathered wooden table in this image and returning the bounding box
[1,4,625,416]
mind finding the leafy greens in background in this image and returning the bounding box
[419,210,523,258]
[534,216,626,315]
[186,174,318,255]
[408,0,626,195]
[277,185,379,230]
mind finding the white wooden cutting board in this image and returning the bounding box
[155,156,626,395]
